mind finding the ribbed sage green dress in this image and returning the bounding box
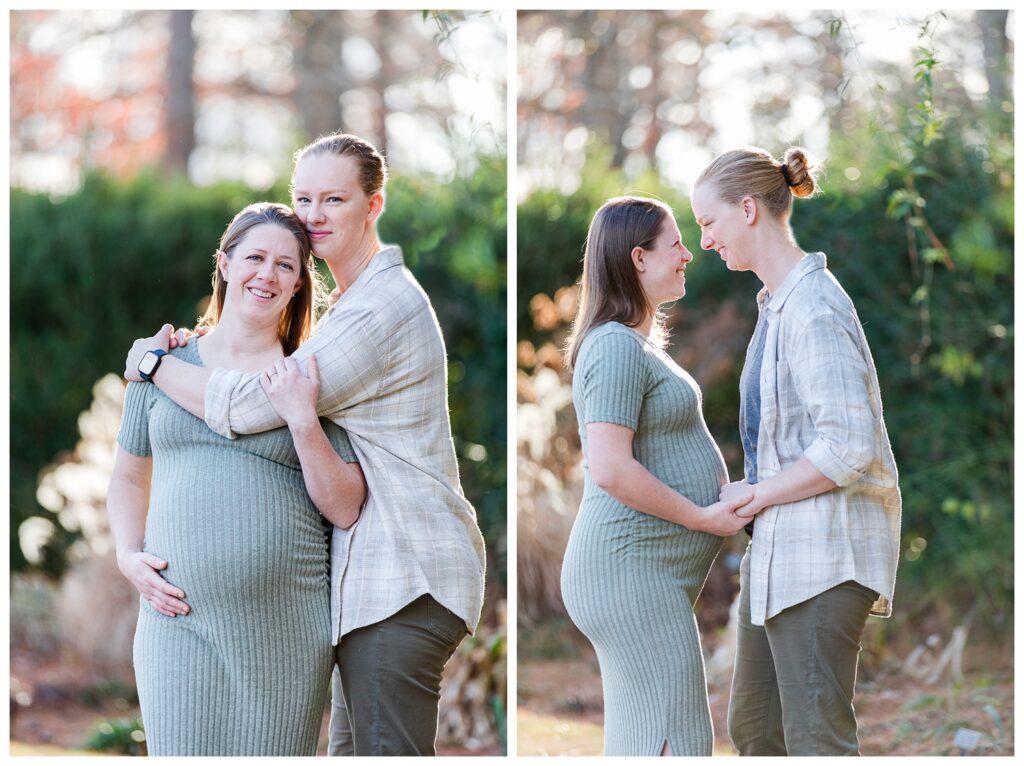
[561,322,728,756]
[116,340,356,756]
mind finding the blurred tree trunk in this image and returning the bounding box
[580,11,629,168]
[292,10,347,140]
[163,10,195,171]
[641,19,663,167]
[370,11,402,156]
[975,10,1010,108]
[818,11,849,143]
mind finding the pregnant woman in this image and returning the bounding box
[691,147,901,755]
[123,133,486,756]
[560,196,753,756]
[107,202,366,755]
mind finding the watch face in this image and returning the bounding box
[139,351,160,377]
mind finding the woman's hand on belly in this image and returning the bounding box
[116,550,190,617]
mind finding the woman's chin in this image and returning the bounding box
[310,239,340,262]
[657,293,684,307]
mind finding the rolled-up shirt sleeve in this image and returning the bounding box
[204,304,387,439]
[790,310,876,486]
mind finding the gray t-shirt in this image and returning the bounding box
[740,309,769,484]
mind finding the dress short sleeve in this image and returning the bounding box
[322,418,358,463]
[577,327,650,430]
[117,380,156,457]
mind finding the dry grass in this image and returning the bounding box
[518,636,1014,757]
[517,709,603,756]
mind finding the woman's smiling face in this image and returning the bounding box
[635,216,694,307]
[691,182,754,272]
[218,222,303,325]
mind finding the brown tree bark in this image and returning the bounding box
[163,10,195,171]
[369,11,402,157]
[976,10,1010,109]
[291,10,347,140]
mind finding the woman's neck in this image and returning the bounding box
[200,312,283,371]
[325,230,384,294]
[635,311,654,339]
[751,226,806,295]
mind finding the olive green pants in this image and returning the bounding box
[728,549,877,756]
[327,594,468,756]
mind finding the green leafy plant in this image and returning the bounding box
[12,158,507,586]
[83,717,146,755]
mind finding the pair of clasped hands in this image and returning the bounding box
[714,480,767,536]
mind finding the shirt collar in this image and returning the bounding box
[351,245,404,290]
[758,252,827,313]
[326,245,404,315]
[335,245,399,296]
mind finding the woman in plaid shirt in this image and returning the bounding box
[691,147,901,756]
[124,133,486,755]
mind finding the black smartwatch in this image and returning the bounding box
[138,349,169,383]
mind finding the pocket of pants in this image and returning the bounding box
[839,580,879,611]
[426,596,466,647]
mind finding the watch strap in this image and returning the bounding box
[139,348,169,383]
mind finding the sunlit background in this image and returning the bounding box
[11,9,505,194]
[10,9,507,756]
[518,9,1010,198]
[516,9,1013,756]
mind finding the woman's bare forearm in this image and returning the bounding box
[107,449,190,615]
[736,457,838,517]
[595,456,702,526]
[151,356,211,419]
[107,452,152,557]
[108,476,149,557]
[587,421,750,536]
[287,420,367,529]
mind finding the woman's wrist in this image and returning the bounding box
[115,545,142,573]
[284,412,321,433]
[748,482,771,514]
[116,543,142,558]
[676,495,704,528]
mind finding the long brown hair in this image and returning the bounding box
[695,146,821,219]
[564,196,672,370]
[196,202,328,355]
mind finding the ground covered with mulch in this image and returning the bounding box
[10,646,500,757]
[517,627,1013,756]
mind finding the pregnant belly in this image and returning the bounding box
[143,490,329,610]
[562,499,724,631]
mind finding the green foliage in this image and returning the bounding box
[518,17,1013,632]
[519,616,588,660]
[83,717,146,755]
[77,679,139,708]
[518,121,1013,630]
[11,172,247,573]
[11,159,506,582]
[516,146,695,348]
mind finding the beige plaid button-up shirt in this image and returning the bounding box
[205,246,486,643]
[744,253,901,627]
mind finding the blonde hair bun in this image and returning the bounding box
[782,147,820,198]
